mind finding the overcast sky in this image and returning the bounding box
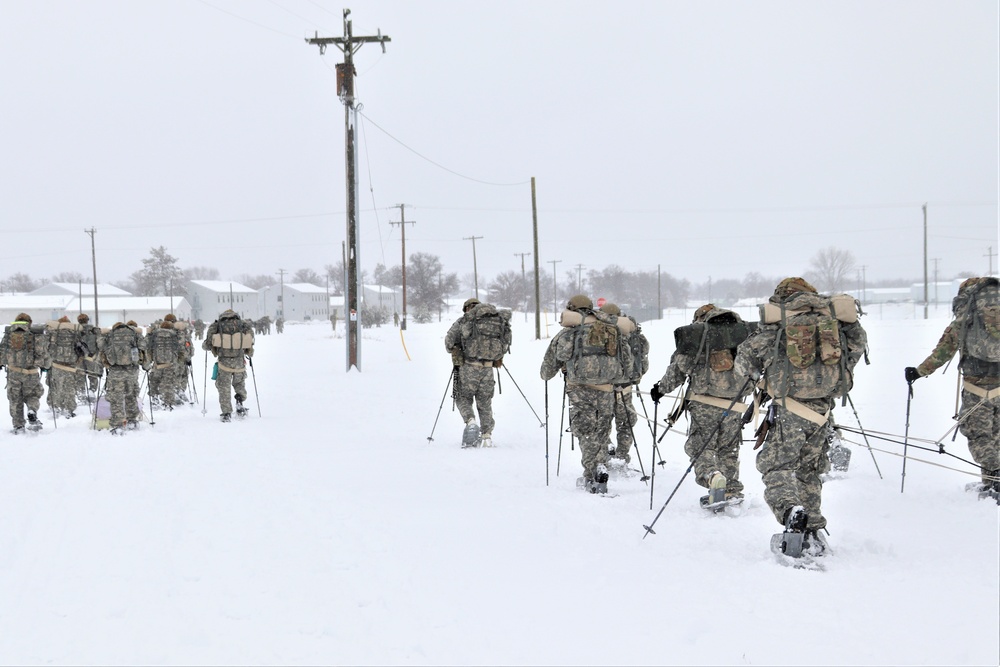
[1,0,996,291]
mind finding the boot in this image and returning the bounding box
[221,413,232,423]
[708,471,727,505]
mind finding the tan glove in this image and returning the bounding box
[451,350,464,367]
[493,358,503,368]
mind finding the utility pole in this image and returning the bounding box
[464,235,483,299]
[574,263,585,293]
[549,259,561,317]
[860,264,867,304]
[390,204,415,330]
[923,203,928,320]
[986,246,996,275]
[84,228,99,326]
[531,177,541,339]
[932,257,941,307]
[657,264,662,320]
[307,9,390,372]
[514,252,531,322]
[277,268,287,319]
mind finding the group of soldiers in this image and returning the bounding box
[447,276,1000,560]
[0,309,257,432]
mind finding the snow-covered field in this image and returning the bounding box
[0,309,997,666]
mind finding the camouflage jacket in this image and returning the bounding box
[658,349,747,400]
[916,320,999,388]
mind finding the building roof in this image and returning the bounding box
[0,294,74,309]
[286,283,328,293]
[188,280,256,293]
[362,284,399,294]
[30,282,132,296]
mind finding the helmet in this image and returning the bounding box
[58,315,70,323]
[77,313,89,323]
[774,277,817,299]
[164,313,177,322]
[220,309,238,319]
[462,298,481,312]
[567,294,593,311]
[693,304,715,322]
[599,302,621,316]
[15,313,31,323]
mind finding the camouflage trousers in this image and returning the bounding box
[755,400,832,530]
[215,363,247,415]
[611,386,639,460]
[174,362,192,400]
[76,359,101,397]
[46,365,78,413]
[958,388,1000,477]
[567,385,615,480]
[455,364,496,436]
[685,401,745,495]
[6,370,43,428]
[104,366,141,428]
[149,364,180,408]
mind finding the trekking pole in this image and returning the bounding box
[901,380,914,493]
[846,393,883,479]
[495,366,502,394]
[426,369,454,442]
[502,365,544,427]
[544,381,550,486]
[189,363,199,405]
[90,376,105,431]
[201,350,209,416]
[146,370,155,426]
[247,356,261,417]
[617,389,648,484]
[556,377,567,476]
[643,377,753,539]
[636,391,665,466]
[650,399,659,510]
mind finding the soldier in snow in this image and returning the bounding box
[203,309,255,422]
[1,313,50,433]
[599,302,648,467]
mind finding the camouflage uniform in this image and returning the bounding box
[275,317,284,334]
[193,319,206,340]
[75,314,102,399]
[910,277,1000,485]
[1,315,50,430]
[444,299,500,439]
[600,303,648,464]
[202,310,253,418]
[173,321,194,402]
[656,305,750,496]
[45,317,81,417]
[99,322,146,430]
[147,320,183,408]
[734,280,867,530]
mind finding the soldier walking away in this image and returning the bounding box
[734,278,867,561]
[45,315,82,418]
[599,302,649,467]
[393,311,400,328]
[203,309,255,422]
[75,313,102,400]
[330,311,338,332]
[146,314,184,410]
[99,321,147,433]
[193,318,206,340]
[1,313,50,433]
[444,297,513,448]
[906,276,1000,501]
[540,295,633,494]
[275,317,284,334]
[172,315,195,403]
[650,304,753,508]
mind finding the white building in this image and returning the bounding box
[259,283,329,322]
[67,296,192,328]
[0,295,75,326]
[30,282,132,298]
[362,284,399,313]
[186,280,260,322]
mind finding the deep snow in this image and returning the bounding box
[0,308,997,666]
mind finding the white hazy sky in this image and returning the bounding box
[1,0,997,289]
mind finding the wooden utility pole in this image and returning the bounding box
[390,204,416,330]
[84,228,99,326]
[923,203,928,320]
[515,252,530,322]
[307,9,390,372]
[531,177,541,339]
[657,264,662,319]
[464,235,483,299]
[277,268,287,319]
[574,263,585,293]
[985,246,996,275]
[549,259,561,317]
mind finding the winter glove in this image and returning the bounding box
[493,358,503,368]
[186,360,192,367]
[245,348,254,358]
[649,382,664,404]
[904,367,921,384]
[451,350,464,367]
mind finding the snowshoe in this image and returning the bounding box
[576,476,610,495]
[772,506,808,558]
[829,441,852,472]
[11,425,25,435]
[461,420,481,448]
[707,471,727,506]
[220,413,232,423]
[479,433,493,448]
[700,493,744,514]
[967,480,1000,503]
[26,412,42,432]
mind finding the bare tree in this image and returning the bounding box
[1,272,40,293]
[236,274,277,290]
[51,271,86,284]
[184,266,220,281]
[807,246,856,293]
[293,268,321,285]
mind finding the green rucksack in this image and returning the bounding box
[459,304,512,361]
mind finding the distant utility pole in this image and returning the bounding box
[549,259,561,317]
[986,245,996,275]
[84,228,99,326]
[922,203,928,320]
[932,257,941,306]
[574,263,585,293]
[464,235,483,299]
[531,177,541,339]
[307,9,390,372]
[657,264,662,319]
[860,264,867,304]
[515,252,530,322]
[390,204,415,330]
[277,268,287,318]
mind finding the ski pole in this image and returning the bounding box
[636,390,665,466]
[846,393,883,479]
[502,365,544,427]
[901,380,914,493]
[90,376,105,431]
[426,369,454,442]
[616,389,648,484]
[189,363,199,404]
[247,356,261,417]
[202,350,209,416]
[145,370,155,426]
[544,380,550,486]
[650,399,659,510]
[643,376,753,538]
[556,377,567,476]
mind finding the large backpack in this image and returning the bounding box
[674,310,753,371]
[151,327,180,365]
[102,325,140,366]
[46,321,80,365]
[459,304,512,361]
[212,317,254,354]
[955,278,1000,376]
[565,318,632,385]
[2,323,43,369]
[624,317,649,384]
[761,293,860,400]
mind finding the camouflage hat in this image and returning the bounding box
[463,298,481,312]
[164,313,177,322]
[58,315,70,323]
[600,302,621,316]
[693,304,715,322]
[774,277,817,299]
[126,320,138,327]
[15,313,31,323]
[958,277,987,293]
[77,313,89,323]
[567,294,593,311]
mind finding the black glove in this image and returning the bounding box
[649,382,664,404]
[186,361,192,367]
[904,367,921,384]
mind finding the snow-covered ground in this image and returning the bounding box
[0,308,997,665]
